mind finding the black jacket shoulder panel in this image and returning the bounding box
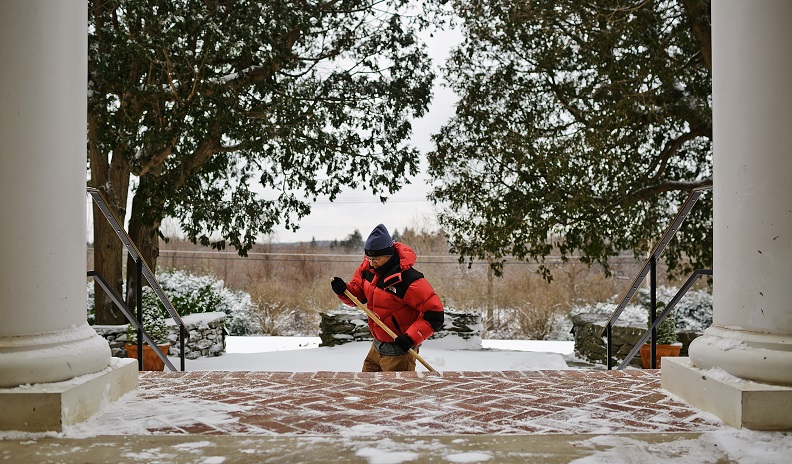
[389,267,424,299]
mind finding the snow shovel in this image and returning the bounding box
[342,288,438,373]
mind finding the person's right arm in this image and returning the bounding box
[332,261,367,306]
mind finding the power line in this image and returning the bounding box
[309,198,429,204]
[151,249,639,265]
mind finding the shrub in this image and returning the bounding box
[87,282,95,325]
[126,287,169,345]
[635,286,712,332]
[248,280,322,336]
[88,269,260,336]
[510,304,563,340]
[648,301,678,344]
[253,298,298,336]
[152,269,259,335]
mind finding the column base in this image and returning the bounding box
[0,358,138,433]
[688,326,792,386]
[662,357,792,431]
[0,323,112,388]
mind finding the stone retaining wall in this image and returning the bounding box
[93,325,132,358]
[166,312,226,359]
[570,313,700,367]
[93,311,226,360]
[319,309,483,347]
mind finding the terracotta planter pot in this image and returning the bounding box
[639,343,682,369]
[125,344,171,371]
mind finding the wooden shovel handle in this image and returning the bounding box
[342,288,437,373]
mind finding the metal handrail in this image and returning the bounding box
[88,271,177,371]
[615,268,712,369]
[87,187,187,371]
[602,185,712,369]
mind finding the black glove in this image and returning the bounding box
[331,277,347,295]
[394,334,414,351]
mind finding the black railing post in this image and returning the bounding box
[180,325,186,371]
[606,324,613,370]
[650,255,657,369]
[136,259,143,370]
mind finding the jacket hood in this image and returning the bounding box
[394,242,416,270]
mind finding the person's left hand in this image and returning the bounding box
[394,334,413,351]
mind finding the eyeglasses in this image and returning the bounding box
[365,255,388,263]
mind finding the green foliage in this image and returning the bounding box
[87,1,437,324]
[126,288,169,345]
[144,269,259,336]
[90,269,259,336]
[428,0,713,280]
[154,274,224,317]
[636,285,712,332]
[648,302,679,345]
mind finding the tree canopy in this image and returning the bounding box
[88,0,435,323]
[428,0,713,280]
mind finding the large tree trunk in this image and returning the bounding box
[89,116,131,325]
[125,174,163,312]
[486,256,495,332]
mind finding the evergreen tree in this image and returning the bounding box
[88,0,435,323]
[428,0,712,280]
[338,229,364,251]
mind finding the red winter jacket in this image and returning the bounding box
[337,242,444,345]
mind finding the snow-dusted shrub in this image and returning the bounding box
[511,304,563,340]
[634,285,712,332]
[546,312,575,341]
[87,269,259,335]
[126,287,169,344]
[87,282,96,325]
[152,269,259,336]
[569,285,712,332]
[482,305,570,341]
[253,298,297,336]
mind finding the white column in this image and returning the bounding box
[687,0,792,386]
[0,0,110,387]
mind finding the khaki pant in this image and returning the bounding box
[362,343,417,372]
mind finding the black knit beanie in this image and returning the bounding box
[364,224,395,257]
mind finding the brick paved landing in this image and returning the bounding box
[133,370,722,436]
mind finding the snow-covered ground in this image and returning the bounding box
[170,336,576,372]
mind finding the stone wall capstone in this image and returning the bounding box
[319,309,482,347]
[93,311,226,360]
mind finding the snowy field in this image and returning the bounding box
[169,335,576,372]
